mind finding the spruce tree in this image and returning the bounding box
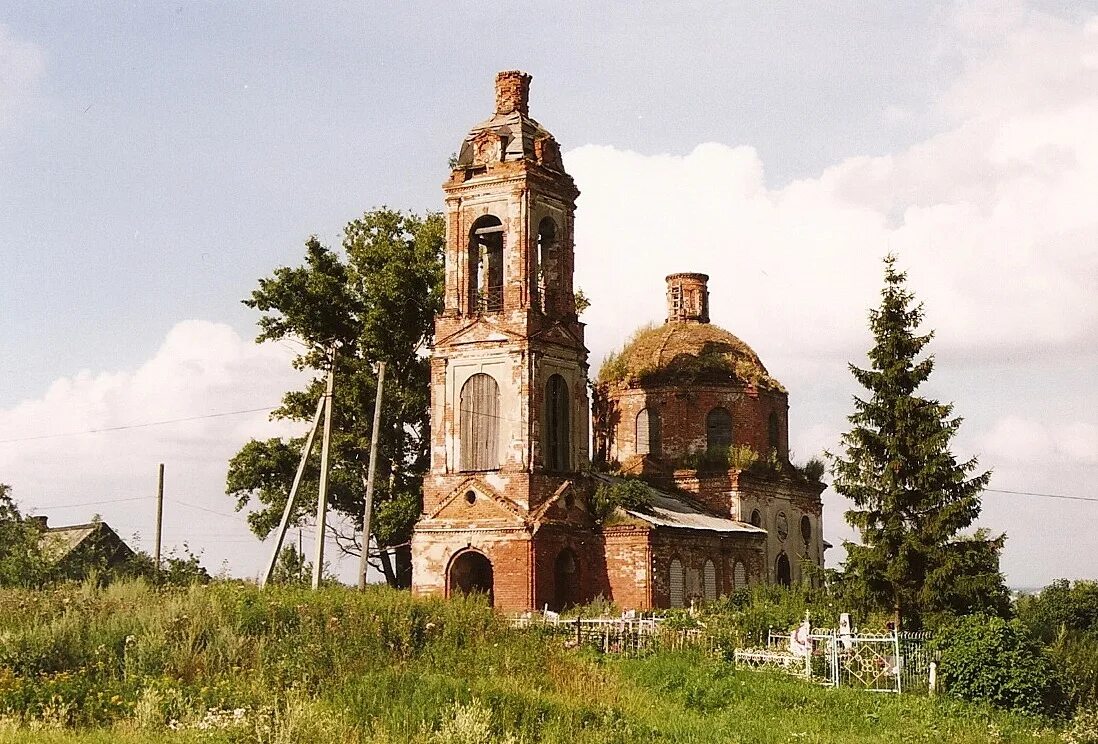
[829,255,1008,629]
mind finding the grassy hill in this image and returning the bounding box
[0,582,1065,743]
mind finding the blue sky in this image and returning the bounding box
[1,1,1096,585]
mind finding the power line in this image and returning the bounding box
[986,487,1097,504]
[0,406,279,444]
[33,496,149,510]
[167,498,245,519]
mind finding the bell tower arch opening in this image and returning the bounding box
[534,216,559,313]
[468,215,504,314]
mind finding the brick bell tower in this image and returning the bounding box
[411,71,592,610]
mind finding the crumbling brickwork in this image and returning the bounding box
[412,72,819,613]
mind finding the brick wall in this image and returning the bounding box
[602,383,789,466]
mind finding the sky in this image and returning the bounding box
[1,1,1095,587]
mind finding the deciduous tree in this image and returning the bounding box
[226,208,444,585]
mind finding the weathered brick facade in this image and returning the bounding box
[411,72,820,612]
[595,273,827,587]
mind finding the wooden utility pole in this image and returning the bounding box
[312,353,337,589]
[358,362,386,590]
[260,394,325,587]
[154,463,164,571]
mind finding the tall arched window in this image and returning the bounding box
[460,373,500,471]
[636,408,661,456]
[545,374,570,471]
[706,407,732,452]
[768,410,780,451]
[534,217,558,312]
[703,559,717,601]
[733,561,747,590]
[468,216,504,313]
[669,558,684,608]
[749,509,763,529]
[775,553,791,587]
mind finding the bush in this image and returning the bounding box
[935,614,1067,718]
[1018,580,1098,644]
[590,478,653,523]
[1050,633,1098,713]
[1062,707,1098,744]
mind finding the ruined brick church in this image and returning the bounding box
[411,72,825,611]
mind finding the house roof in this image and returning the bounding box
[593,474,766,535]
[38,521,132,563]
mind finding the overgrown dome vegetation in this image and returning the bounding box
[598,321,786,392]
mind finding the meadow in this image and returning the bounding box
[0,581,1073,743]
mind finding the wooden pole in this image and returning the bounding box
[154,463,164,571]
[358,362,386,590]
[260,394,325,587]
[312,354,337,589]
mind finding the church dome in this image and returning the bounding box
[599,274,785,393]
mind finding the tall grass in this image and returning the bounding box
[0,581,1065,742]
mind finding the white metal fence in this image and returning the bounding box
[511,613,935,694]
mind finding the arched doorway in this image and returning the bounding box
[554,548,580,611]
[448,550,494,605]
[775,553,791,587]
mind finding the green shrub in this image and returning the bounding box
[1050,632,1098,712]
[796,457,826,483]
[1062,707,1098,744]
[1018,580,1098,644]
[935,614,1067,718]
[590,478,653,523]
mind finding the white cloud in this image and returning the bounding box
[568,10,1098,375]
[983,416,1098,466]
[0,24,45,128]
[0,321,306,577]
[566,5,1098,588]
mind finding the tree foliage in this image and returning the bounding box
[0,484,50,587]
[828,255,1008,628]
[226,208,444,585]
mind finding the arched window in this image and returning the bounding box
[534,217,558,312]
[545,374,570,471]
[460,374,500,471]
[706,407,732,452]
[749,509,763,528]
[733,561,747,590]
[669,558,684,608]
[636,407,661,456]
[768,411,780,451]
[775,553,791,587]
[468,216,504,313]
[800,515,812,545]
[703,559,717,601]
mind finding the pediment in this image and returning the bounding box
[531,480,594,528]
[426,477,526,526]
[530,321,582,347]
[436,318,525,347]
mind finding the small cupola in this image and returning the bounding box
[666,273,710,324]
